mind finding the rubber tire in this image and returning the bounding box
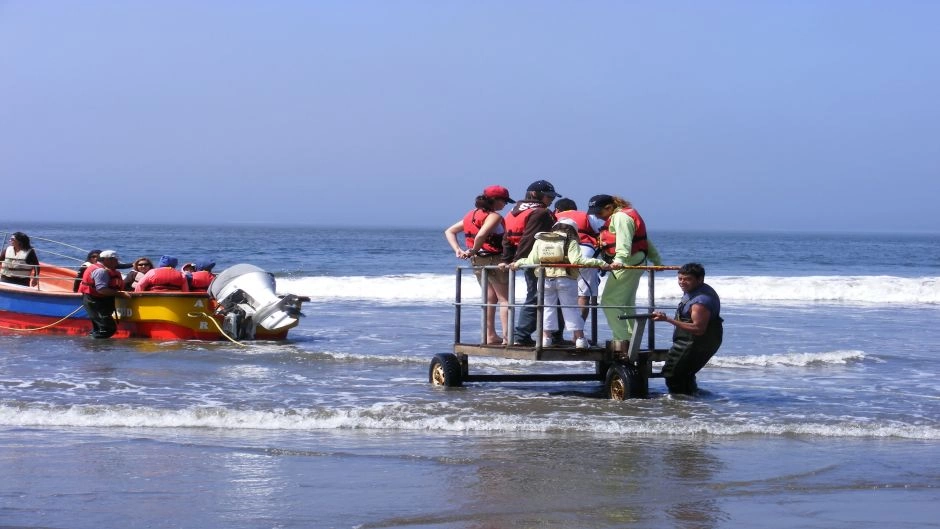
[605,363,647,400]
[429,353,463,387]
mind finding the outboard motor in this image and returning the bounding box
[208,264,304,338]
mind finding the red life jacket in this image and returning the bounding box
[462,208,504,256]
[599,208,649,257]
[147,267,188,291]
[189,270,215,291]
[503,206,541,248]
[78,263,123,297]
[555,210,599,247]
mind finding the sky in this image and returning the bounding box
[1,1,938,233]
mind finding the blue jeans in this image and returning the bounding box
[513,268,538,342]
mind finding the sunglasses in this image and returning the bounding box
[136,263,152,268]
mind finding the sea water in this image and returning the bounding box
[1,223,938,528]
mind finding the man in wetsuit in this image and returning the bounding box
[651,262,723,395]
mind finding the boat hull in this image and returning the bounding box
[0,264,295,341]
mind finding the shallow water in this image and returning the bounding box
[1,224,939,527]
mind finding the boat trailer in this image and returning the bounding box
[428,264,680,400]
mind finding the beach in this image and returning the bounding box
[1,223,938,528]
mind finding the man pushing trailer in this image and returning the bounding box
[651,262,723,395]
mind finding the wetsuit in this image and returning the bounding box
[661,283,723,394]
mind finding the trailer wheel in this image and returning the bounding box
[605,363,645,400]
[429,353,463,387]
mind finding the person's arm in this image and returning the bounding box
[651,303,711,336]
[510,241,539,269]
[444,220,466,258]
[178,273,190,292]
[27,249,40,286]
[567,240,607,268]
[646,239,663,266]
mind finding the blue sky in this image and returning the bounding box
[2,1,938,233]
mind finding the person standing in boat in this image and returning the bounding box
[135,255,190,292]
[587,194,663,343]
[444,185,515,345]
[72,249,101,292]
[78,249,130,339]
[1,232,40,287]
[651,263,723,395]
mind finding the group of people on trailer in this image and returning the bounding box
[445,181,723,395]
[1,232,218,340]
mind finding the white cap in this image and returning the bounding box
[98,250,119,259]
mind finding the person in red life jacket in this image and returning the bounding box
[1,231,41,287]
[503,180,561,346]
[587,194,663,343]
[135,255,190,292]
[78,249,130,339]
[554,198,606,329]
[187,258,216,291]
[444,185,515,344]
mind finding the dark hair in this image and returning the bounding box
[554,198,577,212]
[87,249,102,261]
[474,195,498,211]
[678,262,705,279]
[134,257,154,267]
[11,232,31,250]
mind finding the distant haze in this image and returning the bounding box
[2,1,938,233]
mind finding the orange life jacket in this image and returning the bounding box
[189,270,215,291]
[78,263,123,297]
[146,267,188,291]
[599,208,649,257]
[555,210,599,247]
[462,208,504,256]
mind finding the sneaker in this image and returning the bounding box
[542,336,554,347]
[575,338,588,349]
[513,336,536,347]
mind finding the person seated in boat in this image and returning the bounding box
[72,249,101,292]
[79,249,131,339]
[651,262,723,395]
[504,218,611,349]
[1,231,40,287]
[123,257,154,291]
[186,258,216,291]
[135,255,190,292]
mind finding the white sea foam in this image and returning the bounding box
[709,350,869,368]
[279,274,940,305]
[1,403,936,440]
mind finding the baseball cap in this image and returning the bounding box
[98,250,119,260]
[483,185,515,203]
[526,180,562,198]
[553,218,578,230]
[587,194,615,215]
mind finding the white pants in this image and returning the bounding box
[542,277,585,332]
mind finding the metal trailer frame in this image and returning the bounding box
[428,264,680,399]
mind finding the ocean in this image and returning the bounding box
[1,223,938,528]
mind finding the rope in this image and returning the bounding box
[186,312,248,347]
[0,305,85,332]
